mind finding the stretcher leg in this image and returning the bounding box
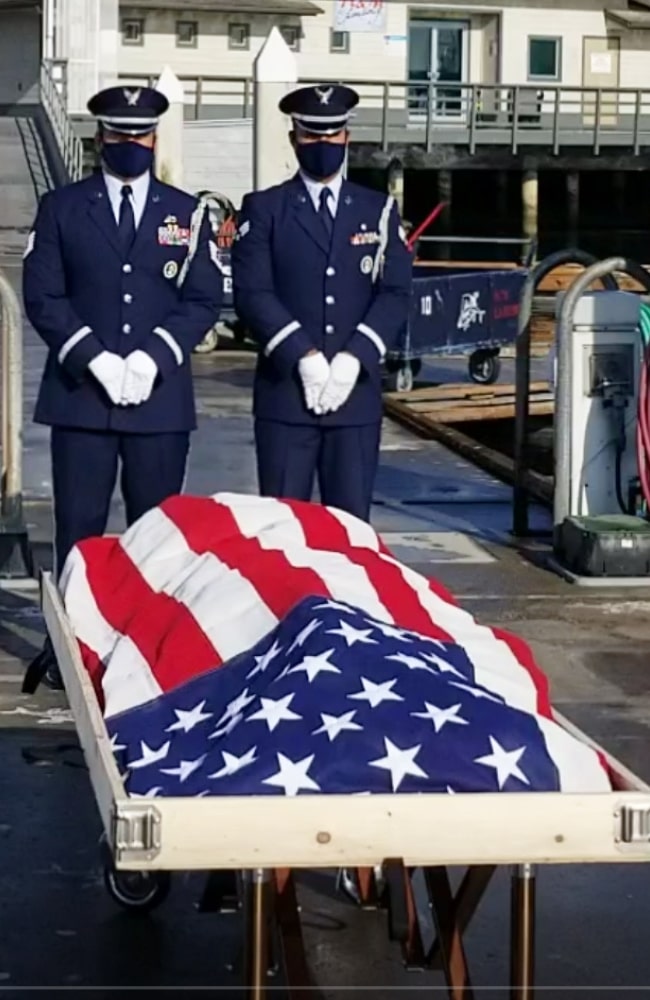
[429,866,496,970]
[424,867,475,999]
[272,869,314,999]
[243,868,273,1000]
[509,863,536,1000]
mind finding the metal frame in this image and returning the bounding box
[511,249,618,538]
[0,268,31,577]
[40,568,650,996]
[119,71,650,155]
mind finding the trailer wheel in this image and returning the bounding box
[103,864,172,912]
[469,350,501,385]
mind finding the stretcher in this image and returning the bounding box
[41,568,650,999]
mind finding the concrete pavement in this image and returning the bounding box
[3,255,650,996]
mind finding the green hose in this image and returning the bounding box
[640,301,650,347]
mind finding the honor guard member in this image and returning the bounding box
[22,84,223,689]
[231,84,412,522]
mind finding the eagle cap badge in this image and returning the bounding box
[314,86,333,105]
[123,87,141,106]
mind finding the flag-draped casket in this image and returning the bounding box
[58,493,611,797]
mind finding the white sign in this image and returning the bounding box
[333,0,386,32]
[590,52,612,75]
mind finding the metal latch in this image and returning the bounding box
[111,804,162,864]
[614,803,650,851]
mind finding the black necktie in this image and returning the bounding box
[118,184,136,253]
[319,187,334,241]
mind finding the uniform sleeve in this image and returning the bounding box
[231,192,315,375]
[343,198,412,372]
[143,211,224,379]
[22,191,105,381]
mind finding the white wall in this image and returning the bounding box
[116,0,650,98]
[183,118,252,205]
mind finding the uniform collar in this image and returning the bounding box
[102,167,150,211]
[299,169,344,212]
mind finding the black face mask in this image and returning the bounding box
[101,141,154,179]
[295,141,346,180]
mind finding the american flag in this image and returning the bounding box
[58,492,611,796]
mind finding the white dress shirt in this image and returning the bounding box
[299,169,343,218]
[103,168,150,228]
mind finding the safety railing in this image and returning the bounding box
[119,72,650,155]
[40,59,83,182]
[0,267,31,578]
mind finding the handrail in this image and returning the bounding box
[0,267,31,577]
[39,59,83,183]
[118,73,650,155]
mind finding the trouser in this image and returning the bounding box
[254,419,381,522]
[51,427,190,576]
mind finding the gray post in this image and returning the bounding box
[155,66,185,188]
[253,27,298,191]
[0,266,31,577]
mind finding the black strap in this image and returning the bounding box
[22,636,61,693]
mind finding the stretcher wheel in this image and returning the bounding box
[100,837,171,912]
[103,864,172,912]
[469,349,501,385]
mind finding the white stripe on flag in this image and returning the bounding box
[119,506,278,662]
[536,716,611,792]
[215,494,394,624]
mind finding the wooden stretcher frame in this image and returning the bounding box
[41,570,650,998]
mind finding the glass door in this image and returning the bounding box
[408,19,468,122]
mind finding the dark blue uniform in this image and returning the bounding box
[232,171,412,520]
[23,91,223,575]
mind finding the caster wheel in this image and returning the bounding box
[193,326,219,353]
[103,864,172,912]
[395,366,414,393]
[100,837,171,912]
[469,350,501,385]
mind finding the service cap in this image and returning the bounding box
[279,84,359,136]
[87,85,169,136]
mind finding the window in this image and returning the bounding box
[121,18,144,45]
[527,37,561,80]
[176,20,198,47]
[330,29,349,53]
[228,22,250,49]
[280,25,301,51]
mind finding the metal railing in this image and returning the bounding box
[0,267,31,577]
[40,59,83,182]
[118,73,650,155]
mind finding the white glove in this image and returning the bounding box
[88,351,127,406]
[298,351,330,414]
[318,352,361,414]
[120,350,158,406]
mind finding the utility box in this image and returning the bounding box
[556,290,641,518]
[558,514,650,577]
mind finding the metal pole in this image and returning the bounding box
[509,863,536,1000]
[242,868,272,1000]
[0,267,30,578]
[512,249,618,537]
[554,256,650,542]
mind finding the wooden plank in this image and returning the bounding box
[403,402,553,424]
[385,381,550,403]
[404,393,553,412]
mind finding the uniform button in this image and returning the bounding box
[325,324,335,334]
[123,293,132,303]
[326,266,335,277]
[122,323,131,334]
[122,263,132,273]
[325,295,335,305]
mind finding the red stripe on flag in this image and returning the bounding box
[491,626,551,717]
[160,495,334,616]
[79,535,223,693]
